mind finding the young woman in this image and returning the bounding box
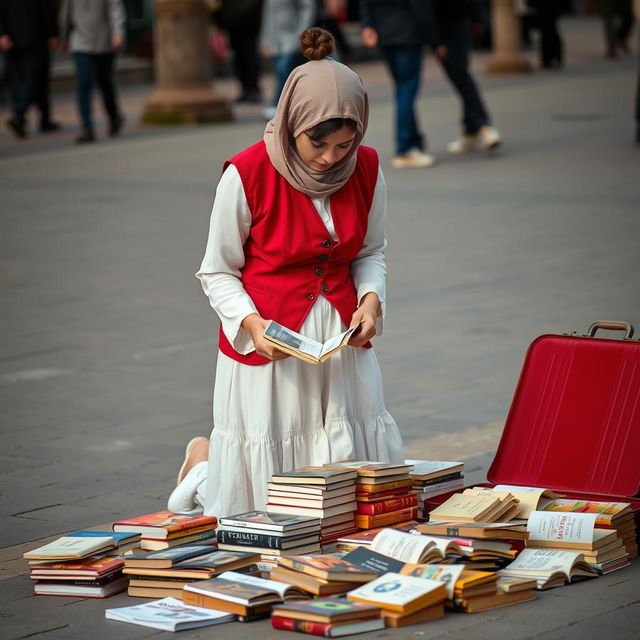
[168,28,403,518]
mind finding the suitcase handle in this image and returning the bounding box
[587,321,634,339]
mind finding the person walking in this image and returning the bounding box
[213,0,263,104]
[261,0,314,120]
[58,0,126,144]
[0,0,59,140]
[167,28,403,517]
[599,0,634,58]
[360,0,445,168]
[528,0,566,69]
[433,0,502,155]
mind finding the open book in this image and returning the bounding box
[263,321,357,364]
[368,528,462,564]
[498,548,598,589]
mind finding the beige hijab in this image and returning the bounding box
[263,57,369,199]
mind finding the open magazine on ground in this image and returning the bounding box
[263,321,358,364]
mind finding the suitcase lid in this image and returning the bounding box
[487,323,640,497]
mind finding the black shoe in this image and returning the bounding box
[6,117,27,139]
[75,128,96,144]
[108,114,124,137]
[40,120,61,133]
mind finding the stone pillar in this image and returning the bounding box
[142,0,232,124]
[486,0,533,74]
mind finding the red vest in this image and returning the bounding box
[218,141,379,365]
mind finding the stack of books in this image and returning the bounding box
[537,499,638,560]
[347,572,447,627]
[499,548,598,589]
[28,556,127,598]
[23,531,140,598]
[406,460,465,519]
[271,598,384,636]
[122,547,261,598]
[323,461,416,529]
[216,511,321,570]
[112,511,218,551]
[182,570,308,622]
[269,555,379,596]
[266,467,359,548]
[525,511,630,573]
[426,488,520,523]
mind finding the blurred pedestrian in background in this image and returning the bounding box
[599,0,634,58]
[59,0,126,144]
[527,0,567,69]
[0,0,59,140]
[212,0,263,104]
[360,0,445,168]
[261,0,314,120]
[313,0,351,61]
[433,0,502,155]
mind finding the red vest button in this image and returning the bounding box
[315,267,325,276]
[307,293,315,300]
[319,254,328,261]
[321,284,329,293]
[322,239,331,248]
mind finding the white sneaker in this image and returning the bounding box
[446,134,478,154]
[478,125,502,150]
[391,148,436,169]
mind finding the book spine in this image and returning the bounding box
[271,616,331,636]
[216,530,283,550]
[355,507,418,528]
[356,494,418,515]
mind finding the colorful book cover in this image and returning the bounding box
[68,531,141,544]
[356,494,418,515]
[177,550,260,570]
[278,555,378,580]
[341,547,405,575]
[272,597,381,621]
[113,511,217,534]
[539,500,632,526]
[29,557,124,576]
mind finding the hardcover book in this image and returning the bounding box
[218,511,320,531]
[28,557,124,578]
[33,576,128,598]
[123,544,217,569]
[271,467,358,485]
[112,511,217,539]
[416,521,529,540]
[347,573,447,615]
[271,614,384,636]
[216,529,319,550]
[405,459,464,481]
[323,461,412,477]
[271,597,382,623]
[23,536,116,561]
[277,555,379,582]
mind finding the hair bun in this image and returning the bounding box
[300,27,335,61]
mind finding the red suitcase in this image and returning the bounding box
[424,321,640,537]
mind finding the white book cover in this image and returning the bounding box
[527,511,598,543]
[348,572,442,607]
[401,564,465,599]
[216,570,292,599]
[105,597,235,631]
[502,548,583,574]
[23,536,114,559]
[405,460,463,475]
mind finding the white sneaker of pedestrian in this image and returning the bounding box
[478,125,502,150]
[391,148,436,169]
[446,134,478,154]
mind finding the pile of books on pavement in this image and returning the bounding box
[122,545,260,598]
[113,510,218,551]
[215,511,321,571]
[323,461,417,530]
[24,530,140,597]
[406,459,465,520]
[265,466,360,552]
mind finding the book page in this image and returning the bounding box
[527,512,597,543]
[264,322,323,360]
[493,485,557,518]
[370,529,434,564]
[400,564,465,599]
[217,570,290,599]
[319,327,357,359]
[502,549,582,575]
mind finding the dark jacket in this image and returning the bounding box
[359,0,441,48]
[432,0,483,23]
[0,0,57,48]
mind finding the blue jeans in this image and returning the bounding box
[271,50,305,107]
[380,45,424,155]
[73,52,120,129]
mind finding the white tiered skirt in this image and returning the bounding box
[191,296,403,518]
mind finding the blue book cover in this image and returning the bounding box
[69,530,141,545]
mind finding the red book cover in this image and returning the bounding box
[354,507,418,529]
[272,616,332,636]
[356,488,412,502]
[356,494,418,515]
[28,557,124,577]
[113,511,217,538]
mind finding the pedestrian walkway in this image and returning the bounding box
[1,15,639,640]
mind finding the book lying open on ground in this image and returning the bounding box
[369,528,462,564]
[498,548,598,589]
[263,321,357,364]
[491,485,558,518]
[526,511,618,551]
[105,597,235,631]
